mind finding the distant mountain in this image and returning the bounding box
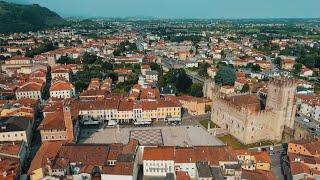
[3,0,30,4]
[0,1,66,34]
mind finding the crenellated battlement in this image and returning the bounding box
[268,76,297,88]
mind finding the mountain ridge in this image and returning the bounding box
[0,1,66,34]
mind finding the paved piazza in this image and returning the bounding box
[79,125,224,146]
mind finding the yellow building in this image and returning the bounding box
[176,95,211,116]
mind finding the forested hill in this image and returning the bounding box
[0,1,65,34]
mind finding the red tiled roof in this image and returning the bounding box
[38,111,65,130]
[143,147,174,161]
[16,81,43,92]
[28,141,65,174]
[50,81,74,91]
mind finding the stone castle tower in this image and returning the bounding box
[266,77,297,141]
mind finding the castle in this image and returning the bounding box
[211,77,297,144]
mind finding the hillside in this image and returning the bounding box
[0,1,65,34]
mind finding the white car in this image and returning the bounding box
[303,118,311,123]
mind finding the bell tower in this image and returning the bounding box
[63,101,74,142]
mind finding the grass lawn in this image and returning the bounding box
[218,134,275,149]
[199,119,219,129]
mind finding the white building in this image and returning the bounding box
[143,147,175,177]
[51,67,70,81]
[49,81,75,99]
[145,70,159,82]
[15,81,44,100]
[0,116,33,145]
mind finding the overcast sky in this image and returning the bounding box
[20,0,320,19]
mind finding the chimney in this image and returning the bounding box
[63,101,74,142]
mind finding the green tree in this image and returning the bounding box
[273,57,282,69]
[57,55,75,64]
[214,66,236,86]
[82,52,100,64]
[293,63,302,75]
[305,55,315,69]
[198,63,209,77]
[102,62,113,71]
[241,83,250,93]
[189,83,203,97]
[175,72,192,93]
[247,63,261,72]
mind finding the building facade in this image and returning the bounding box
[211,77,297,144]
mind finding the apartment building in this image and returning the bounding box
[49,80,75,99]
[15,81,44,100]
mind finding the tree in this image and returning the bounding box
[305,55,315,69]
[158,76,166,88]
[198,63,209,77]
[189,83,203,97]
[101,62,113,71]
[214,66,236,86]
[241,83,250,93]
[247,63,261,72]
[82,52,100,64]
[16,50,22,56]
[273,57,282,69]
[75,81,88,93]
[293,63,302,75]
[175,72,192,93]
[57,55,75,64]
[107,71,118,82]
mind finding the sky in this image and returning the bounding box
[9,0,320,19]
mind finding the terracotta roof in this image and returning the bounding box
[12,98,38,108]
[226,94,261,110]
[101,162,134,175]
[140,88,160,99]
[242,169,275,180]
[74,99,119,111]
[51,68,69,74]
[0,155,20,179]
[290,139,320,156]
[50,81,74,91]
[8,56,31,61]
[251,151,272,163]
[143,147,174,161]
[290,161,320,176]
[16,81,43,92]
[176,171,190,180]
[144,146,238,165]
[118,100,134,111]
[0,142,22,157]
[157,99,181,108]
[28,141,65,174]
[296,94,320,106]
[79,89,107,97]
[56,144,110,166]
[38,111,65,130]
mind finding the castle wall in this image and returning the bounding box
[211,77,297,144]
